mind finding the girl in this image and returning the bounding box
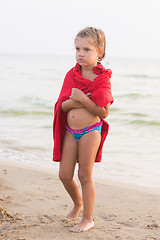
[53,27,114,233]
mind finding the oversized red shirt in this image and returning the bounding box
[53,63,114,162]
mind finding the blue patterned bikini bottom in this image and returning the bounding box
[65,121,103,142]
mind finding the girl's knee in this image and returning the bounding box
[59,169,73,183]
[78,169,92,184]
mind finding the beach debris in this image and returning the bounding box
[129,217,137,221]
[3,169,7,174]
[0,207,14,222]
[14,213,23,221]
[38,215,54,224]
[0,207,23,223]
[147,223,159,229]
[12,239,28,240]
[151,223,159,228]
[43,214,54,223]
[103,214,117,221]
[63,204,69,207]
[38,216,47,223]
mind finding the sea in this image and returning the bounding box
[0,54,160,189]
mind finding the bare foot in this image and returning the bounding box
[64,205,83,221]
[70,218,94,232]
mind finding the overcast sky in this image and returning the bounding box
[0,0,160,58]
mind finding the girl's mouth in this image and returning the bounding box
[78,59,85,62]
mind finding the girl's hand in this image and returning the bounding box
[61,99,83,112]
[70,88,87,102]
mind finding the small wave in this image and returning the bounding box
[129,119,160,126]
[122,74,160,79]
[21,96,51,108]
[117,93,141,99]
[110,107,120,112]
[124,112,148,117]
[42,125,52,128]
[0,109,52,116]
[117,93,152,99]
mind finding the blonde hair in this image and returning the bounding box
[75,27,106,61]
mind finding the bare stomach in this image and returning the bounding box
[67,108,101,130]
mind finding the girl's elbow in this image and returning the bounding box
[101,113,109,119]
[61,107,68,112]
[100,109,109,119]
[61,103,67,112]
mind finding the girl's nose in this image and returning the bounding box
[79,50,84,56]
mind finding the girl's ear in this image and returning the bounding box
[98,49,103,61]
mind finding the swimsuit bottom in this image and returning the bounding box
[65,121,103,142]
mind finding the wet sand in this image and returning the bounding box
[0,160,160,240]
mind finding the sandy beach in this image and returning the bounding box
[0,160,160,240]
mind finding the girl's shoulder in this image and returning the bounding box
[65,63,81,79]
[66,67,75,75]
[102,69,112,79]
[93,63,112,79]
[64,67,75,80]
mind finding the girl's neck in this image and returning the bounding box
[80,62,98,73]
[80,65,98,81]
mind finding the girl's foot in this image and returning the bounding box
[70,218,94,232]
[64,204,83,221]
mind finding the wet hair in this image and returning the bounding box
[75,27,106,61]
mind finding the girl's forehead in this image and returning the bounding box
[75,37,94,46]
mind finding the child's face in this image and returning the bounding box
[75,37,100,68]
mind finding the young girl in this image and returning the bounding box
[53,27,114,233]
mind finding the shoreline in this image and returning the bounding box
[1,157,160,191]
[1,159,159,193]
[0,160,160,239]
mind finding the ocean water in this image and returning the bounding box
[0,54,160,188]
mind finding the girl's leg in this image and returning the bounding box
[59,131,83,220]
[70,130,101,233]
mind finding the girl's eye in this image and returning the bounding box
[76,47,80,51]
[85,48,90,51]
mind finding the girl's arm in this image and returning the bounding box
[70,88,110,118]
[61,99,83,112]
[81,96,110,118]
